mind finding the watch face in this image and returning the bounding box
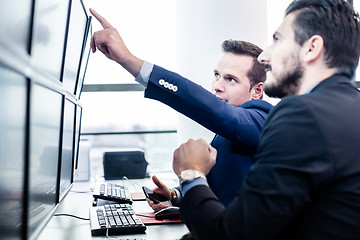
[179,170,205,188]
[180,170,204,181]
[181,170,196,180]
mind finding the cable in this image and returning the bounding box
[121,176,142,189]
[122,176,128,186]
[53,213,90,221]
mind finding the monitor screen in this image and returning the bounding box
[58,98,76,202]
[0,65,27,240]
[28,83,62,240]
[73,104,83,172]
[0,0,32,54]
[30,0,69,81]
[62,0,88,94]
[75,17,92,98]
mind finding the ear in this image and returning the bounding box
[250,82,264,100]
[303,35,324,64]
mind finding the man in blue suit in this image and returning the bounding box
[89,9,272,207]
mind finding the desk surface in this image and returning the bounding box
[38,177,189,240]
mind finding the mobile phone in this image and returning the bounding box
[142,186,169,204]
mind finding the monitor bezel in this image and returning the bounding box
[60,0,89,95]
[75,15,92,98]
[56,96,77,204]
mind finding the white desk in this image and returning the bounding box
[38,179,189,240]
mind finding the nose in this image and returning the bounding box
[257,51,266,64]
[257,46,270,64]
[213,78,225,93]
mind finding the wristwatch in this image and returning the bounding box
[178,169,206,187]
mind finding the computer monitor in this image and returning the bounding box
[61,0,89,94]
[30,0,70,81]
[0,0,33,54]
[73,104,83,172]
[0,1,32,239]
[0,65,28,240]
[57,98,76,202]
[27,83,62,240]
[75,16,92,98]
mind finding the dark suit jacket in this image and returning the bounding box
[181,73,360,240]
[144,65,272,206]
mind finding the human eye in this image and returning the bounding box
[214,72,220,80]
[226,77,237,84]
[273,33,280,43]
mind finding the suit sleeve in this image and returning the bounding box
[144,65,265,148]
[180,97,331,240]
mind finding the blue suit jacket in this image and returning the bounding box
[181,73,360,240]
[144,65,272,206]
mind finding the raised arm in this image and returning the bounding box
[89,8,143,77]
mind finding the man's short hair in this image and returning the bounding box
[222,40,266,90]
[285,0,360,75]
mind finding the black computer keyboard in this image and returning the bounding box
[89,204,146,236]
[93,182,132,204]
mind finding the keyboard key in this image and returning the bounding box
[90,204,146,236]
[93,182,132,204]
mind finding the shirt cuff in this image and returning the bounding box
[135,61,154,88]
[172,188,182,206]
[181,177,209,196]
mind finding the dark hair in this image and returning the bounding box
[222,40,266,90]
[285,0,360,74]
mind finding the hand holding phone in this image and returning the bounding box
[142,186,169,204]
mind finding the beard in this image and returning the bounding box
[264,59,303,99]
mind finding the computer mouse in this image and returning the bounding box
[154,206,181,220]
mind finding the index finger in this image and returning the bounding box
[152,175,166,189]
[89,8,113,29]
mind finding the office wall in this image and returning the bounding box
[175,0,268,144]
